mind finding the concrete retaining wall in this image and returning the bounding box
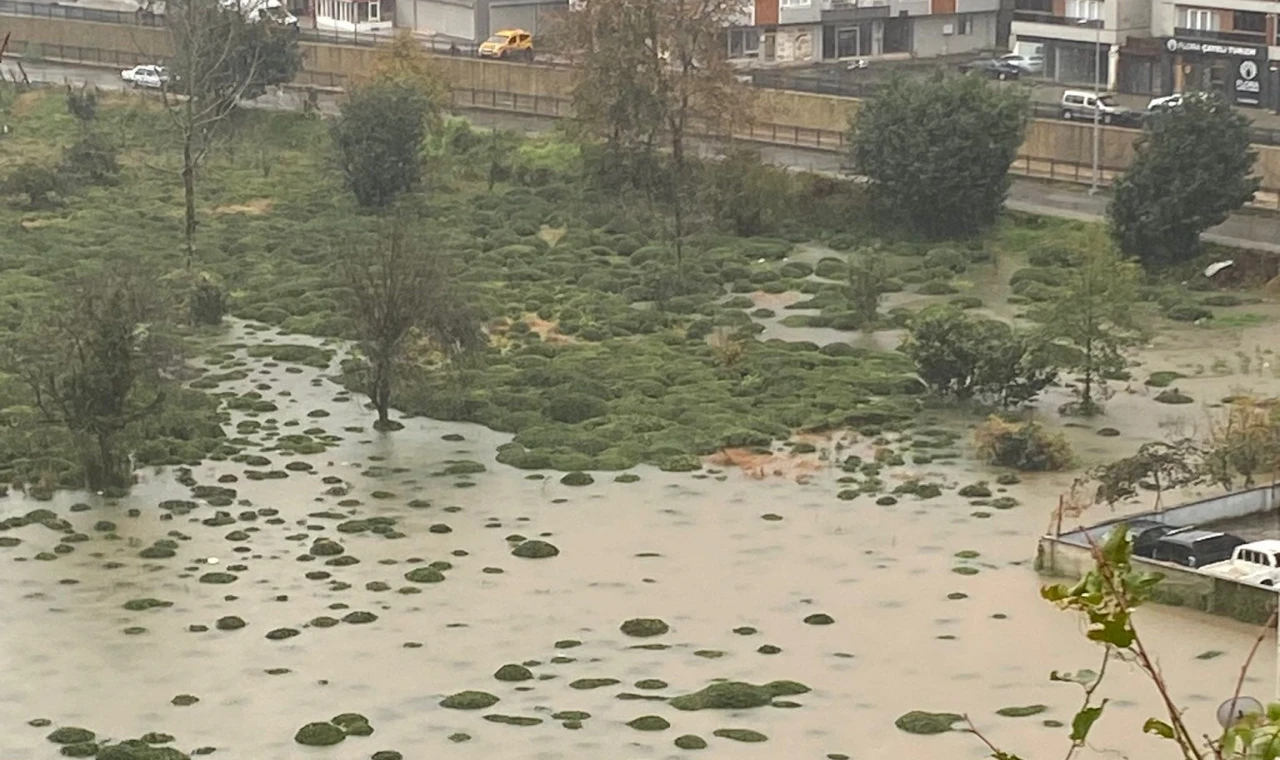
[1036,535,1279,625]
[7,13,1280,192]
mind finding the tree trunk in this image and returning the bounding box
[670,129,685,280]
[182,136,197,270]
[370,359,393,428]
[1081,333,1094,413]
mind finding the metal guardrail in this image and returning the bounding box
[0,0,161,26]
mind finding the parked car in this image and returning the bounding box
[1148,529,1247,569]
[1199,540,1280,587]
[121,65,170,89]
[478,29,534,61]
[1146,91,1212,113]
[1111,519,1174,559]
[959,58,1021,81]
[1060,90,1137,126]
[1000,52,1044,75]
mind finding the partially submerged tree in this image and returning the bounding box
[342,213,483,430]
[557,0,748,268]
[1,270,173,490]
[1037,235,1143,415]
[1110,93,1257,266]
[1091,439,1204,509]
[1203,397,1280,490]
[901,307,1055,407]
[850,74,1028,238]
[163,0,300,265]
[846,247,890,328]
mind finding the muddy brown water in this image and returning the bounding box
[3,317,1280,760]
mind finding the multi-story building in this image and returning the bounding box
[1150,0,1276,107]
[734,0,1008,64]
[1009,0,1151,89]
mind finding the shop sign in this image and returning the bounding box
[1164,37,1262,59]
[1235,59,1261,105]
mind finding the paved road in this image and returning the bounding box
[8,60,1280,254]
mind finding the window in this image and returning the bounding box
[780,0,811,6]
[1066,0,1100,20]
[368,1,379,20]
[1233,10,1264,33]
[956,14,973,35]
[728,28,759,58]
[1178,7,1219,30]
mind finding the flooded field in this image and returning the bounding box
[2,316,1280,760]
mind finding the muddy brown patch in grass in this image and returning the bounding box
[213,198,273,215]
[706,447,823,482]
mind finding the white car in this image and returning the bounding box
[121,65,170,89]
[1000,52,1044,75]
[1199,539,1280,588]
[1146,92,1211,112]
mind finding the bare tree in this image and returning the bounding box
[555,0,748,271]
[161,0,299,266]
[343,212,483,430]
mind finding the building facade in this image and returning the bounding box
[394,0,566,42]
[735,0,1007,64]
[1010,0,1151,89]
[1149,0,1277,107]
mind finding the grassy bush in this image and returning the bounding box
[973,416,1072,472]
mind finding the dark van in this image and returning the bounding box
[1149,529,1246,569]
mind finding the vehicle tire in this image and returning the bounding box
[998,72,1007,81]
[1062,110,1072,120]
[1103,114,1112,125]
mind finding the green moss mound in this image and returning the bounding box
[512,540,560,559]
[620,618,669,637]
[440,691,500,710]
[712,728,768,742]
[48,728,96,745]
[671,682,774,711]
[1154,388,1194,405]
[404,567,445,583]
[560,471,594,486]
[996,704,1047,718]
[674,734,708,750]
[894,711,963,735]
[627,715,671,731]
[494,664,534,682]
[123,598,173,611]
[294,722,345,746]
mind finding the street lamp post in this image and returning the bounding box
[1081,15,1102,195]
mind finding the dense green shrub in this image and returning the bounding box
[973,416,1072,471]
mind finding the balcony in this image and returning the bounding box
[1172,26,1267,44]
[1014,10,1102,27]
[822,0,890,8]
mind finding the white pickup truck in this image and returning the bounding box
[1200,540,1280,588]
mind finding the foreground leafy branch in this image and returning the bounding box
[976,527,1280,759]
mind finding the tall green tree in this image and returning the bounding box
[849,74,1028,238]
[332,80,434,208]
[1109,94,1257,265]
[1037,234,1142,415]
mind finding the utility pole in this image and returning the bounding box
[1079,15,1102,195]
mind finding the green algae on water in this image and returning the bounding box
[895,711,963,734]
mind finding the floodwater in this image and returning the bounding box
[3,315,1280,760]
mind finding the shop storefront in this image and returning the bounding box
[1163,37,1266,108]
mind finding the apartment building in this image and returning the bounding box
[733,0,1008,64]
[1150,0,1276,107]
[1010,0,1151,89]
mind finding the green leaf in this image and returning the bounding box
[1070,701,1107,743]
[1142,718,1174,740]
[1086,616,1135,648]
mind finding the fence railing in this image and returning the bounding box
[8,39,155,68]
[0,0,161,26]
[8,43,1280,208]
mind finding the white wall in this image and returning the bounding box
[911,12,998,56]
[397,0,474,37]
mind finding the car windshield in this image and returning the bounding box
[486,35,509,44]
[1098,95,1117,106]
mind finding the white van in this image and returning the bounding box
[1060,90,1134,125]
